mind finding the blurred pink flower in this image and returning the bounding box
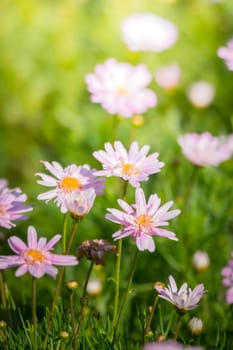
[0,226,78,278]
[36,161,104,213]
[85,58,157,118]
[217,38,233,71]
[178,132,232,166]
[221,252,233,304]
[0,179,33,229]
[155,63,181,90]
[93,141,164,188]
[192,250,210,272]
[120,13,178,52]
[155,275,207,313]
[143,340,203,350]
[106,188,180,252]
[187,81,215,108]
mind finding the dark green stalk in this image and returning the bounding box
[173,314,182,340]
[74,260,94,345]
[62,213,68,253]
[69,292,76,348]
[113,180,129,326]
[0,271,7,310]
[42,219,79,350]
[32,277,37,350]
[144,295,159,338]
[113,249,139,345]
[182,165,199,212]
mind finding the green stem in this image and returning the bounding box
[62,213,68,253]
[144,295,159,338]
[113,249,139,344]
[70,292,76,349]
[74,260,94,345]
[42,219,79,350]
[32,277,37,350]
[173,314,182,340]
[113,180,128,326]
[0,271,7,310]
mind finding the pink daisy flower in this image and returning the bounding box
[0,225,78,278]
[155,275,207,313]
[85,58,157,118]
[0,179,33,229]
[217,38,233,71]
[143,340,203,350]
[221,252,233,304]
[106,188,180,252]
[120,13,178,52]
[178,132,232,166]
[36,161,104,213]
[93,141,164,188]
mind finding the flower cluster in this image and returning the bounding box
[0,179,33,229]
[221,252,233,304]
[178,132,232,167]
[0,226,78,279]
[154,275,207,313]
[85,58,157,118]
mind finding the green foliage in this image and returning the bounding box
[0,0,233,349]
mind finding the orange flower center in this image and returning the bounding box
[116,87,129,96]
[135,214,153,229]
[0,206,5,216]
[122,164,140,176]
[24,249,46,264]
[59,177,81,193]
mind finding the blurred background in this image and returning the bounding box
[0,0,233,346]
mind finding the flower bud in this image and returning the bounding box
[193,251,210,272]
[59,331,69,339]
[66,280,78,291]
[188,317,203,335]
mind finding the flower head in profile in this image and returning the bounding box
[65,188,96,221]
[154,275,207,313]
[143,340,203,350]
[155,63,181,90]
[121,13,178,52]
[178,132,232,166]
[93,141,164,188]
[106,188,180,252]
[85,58,157,118]
[0,226,78,278]
[217,38,233,71]
[0,179,33,229]
[36,161,104,213]
[221,252,233,304]
[187,81,215,108]
[77,239,118,265]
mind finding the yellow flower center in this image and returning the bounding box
[59,177,81,193]
[24,249,45,264]
[135,214,153,229]
[0,206,5,216]
[122,164,140,176]
[116,87,129,96]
